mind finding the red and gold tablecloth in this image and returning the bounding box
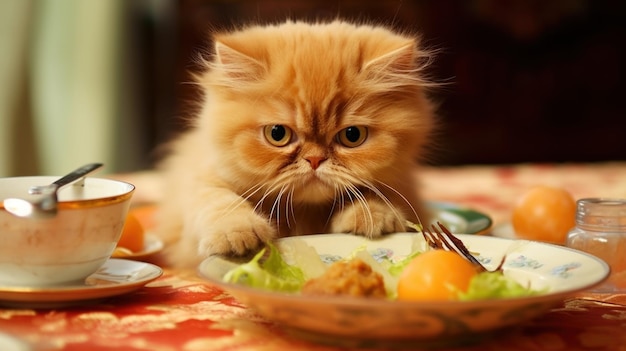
[1,162,626,351]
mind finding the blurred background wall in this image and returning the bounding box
[0,0,174,176]
[0,0,624,176]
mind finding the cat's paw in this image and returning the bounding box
[330,200,405,237]
[198,209,277,257]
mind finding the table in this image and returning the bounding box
[2,162,626,351]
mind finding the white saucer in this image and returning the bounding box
[112,234,164,260]
[0,332,30,351]
[0,259,162,308]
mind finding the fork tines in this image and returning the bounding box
[422,222,488,272]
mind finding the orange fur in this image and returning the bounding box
[156,20,436,268]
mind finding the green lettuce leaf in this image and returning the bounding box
[458,271,542,300]
[222,243,306,293]
[385,251,421,277]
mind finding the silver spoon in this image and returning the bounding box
[2,163,103,219]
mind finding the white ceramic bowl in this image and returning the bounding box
[0,176,135,286]
[200,233,609,347]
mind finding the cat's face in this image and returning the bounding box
[197,20,434,204]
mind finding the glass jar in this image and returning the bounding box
[566,198,626,292]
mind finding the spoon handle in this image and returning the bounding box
[29,163,104,195]
[52,163,104,187]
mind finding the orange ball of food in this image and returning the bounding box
[128,205,157,230]
[117,212,145,252]
[397,250,478,301]
[512,186,576,244]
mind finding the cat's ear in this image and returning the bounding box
[363,42,416,74]
[213,40,266,82]
[362,41,432,90]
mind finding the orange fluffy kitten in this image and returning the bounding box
[156,20,436,267]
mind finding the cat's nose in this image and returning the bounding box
[305,156,327,170]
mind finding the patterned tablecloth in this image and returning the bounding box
[1,162,626,351]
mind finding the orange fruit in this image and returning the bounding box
[397,250,478,301]
[512,186,576,244]
[128,205,157,230]
[117,212,145,252]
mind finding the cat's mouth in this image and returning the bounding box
[294,173,335,201]
[301,172,325,186]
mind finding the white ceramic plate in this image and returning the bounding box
[199,233,609,348]
[112,234,164,260]
[0,259,162,308]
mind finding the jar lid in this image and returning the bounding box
[576,198,626,231]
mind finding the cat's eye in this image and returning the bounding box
[337,126,368,147]
[263,125,293,147]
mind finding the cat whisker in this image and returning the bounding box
[325,185,342,229]
[252,185,276,213]
[374,180,422,228]
[255,172,297,230]
[219,172,290,226]
[335,171,411,234]
[290,186,298,228]
[258,176,288,212]
[284,184,297,229]
[340,186,360,231]
[268,184,288,230]
[219,182,266,218]
[327,171,375,235]
[345,183,376,236]
[363,181,405,230]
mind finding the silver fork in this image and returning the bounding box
[421,221,501,272]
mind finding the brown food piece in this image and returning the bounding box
[301,258,386,298]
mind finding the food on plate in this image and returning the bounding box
[512,185,576,244]
[116,212,145,253]
[397,250,477,301]
[222,244,306,293]
[301,258,386,298]
[223,238,541,301]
